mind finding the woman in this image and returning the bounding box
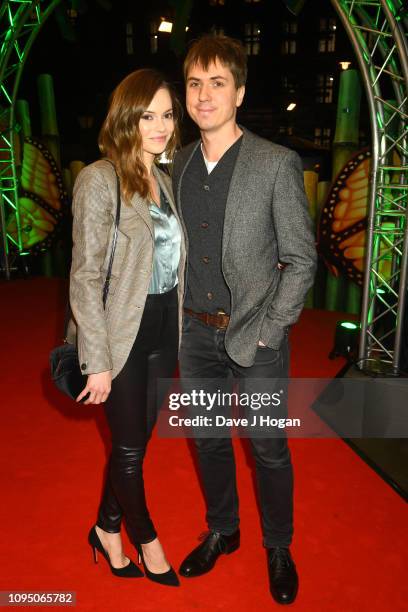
[67,69,186,586]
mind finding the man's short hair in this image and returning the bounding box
[183,34,247,89]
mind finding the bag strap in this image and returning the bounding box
[102,160,121,307]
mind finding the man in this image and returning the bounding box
[173,35,316,604]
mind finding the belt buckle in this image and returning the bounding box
[216,309,228,329]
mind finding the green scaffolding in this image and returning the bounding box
[0,0,407,373]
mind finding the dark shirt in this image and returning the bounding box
[181,136,243,314]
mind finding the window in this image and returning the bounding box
[67,8,78,23]
[279,126,293,136]
[282,75,297,93]
[318,17,336,52]
[244,23,261,56]
[150,21,158,54]
[316,74,334,103]
[211,25,225,35]
[318,33,335,52]
[126,22,134,55]
[283,21,298,34]
[314,127,332,148]
[281,19,297,55]
[319,18,336,32]
[281,39,297,54]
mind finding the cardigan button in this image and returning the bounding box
[81,363,87,371]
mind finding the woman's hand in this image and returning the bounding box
[76,371,112,404]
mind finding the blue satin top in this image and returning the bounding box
[148,189,181,294]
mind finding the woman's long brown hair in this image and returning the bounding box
[98,69,181,204]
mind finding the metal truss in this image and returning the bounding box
[332,0,408,374]
[0,0,61,279]
[1,0,407,374]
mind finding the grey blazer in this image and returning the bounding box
[173,127,317,367]
[67,160,186,378]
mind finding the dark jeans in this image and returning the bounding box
[179,314,293,548]
[96,286,178,544]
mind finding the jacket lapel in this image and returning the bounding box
[176,140,201,215]
[130,188,154,237]
[222,128,254,261]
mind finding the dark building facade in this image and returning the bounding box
[20,0,369,166]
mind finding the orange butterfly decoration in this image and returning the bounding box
[6,138,67,253]
[318,150,370,286]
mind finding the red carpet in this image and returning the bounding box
[0,278,406,611]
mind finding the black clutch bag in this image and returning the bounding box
[49,343,85,401]
[49,162,121,401]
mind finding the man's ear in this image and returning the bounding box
[236,85,245,108]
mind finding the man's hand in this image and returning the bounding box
[76,370,112,404]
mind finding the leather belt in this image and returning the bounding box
[184,307,230,330]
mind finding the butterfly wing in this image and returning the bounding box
[318,150,371,285]
[6,138,66,253]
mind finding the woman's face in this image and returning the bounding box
[139,87,174,165]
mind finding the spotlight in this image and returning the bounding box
[329,320,360,360]
[159,20,173,33]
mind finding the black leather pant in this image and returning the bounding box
[179,314,293,548]
[96,286,178,544]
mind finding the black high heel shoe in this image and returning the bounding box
[88,526,144,578]
[135,542,180,587]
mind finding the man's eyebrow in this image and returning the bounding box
[187,76,228,81]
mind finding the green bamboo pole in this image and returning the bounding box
[37,73,64,276]
[15,99,32,138]
[315,180,330,309]
[325,69,361,312]
[13,100,30,185]
[303,170,318,307]
[37,74,61,168]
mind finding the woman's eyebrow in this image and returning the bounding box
[144,108,173,114]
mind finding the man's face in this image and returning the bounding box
[186,59,245,134]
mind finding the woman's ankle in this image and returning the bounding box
[96,525,120,538]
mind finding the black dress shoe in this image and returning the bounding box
[179,529,240,577]
[267,547,298,605]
